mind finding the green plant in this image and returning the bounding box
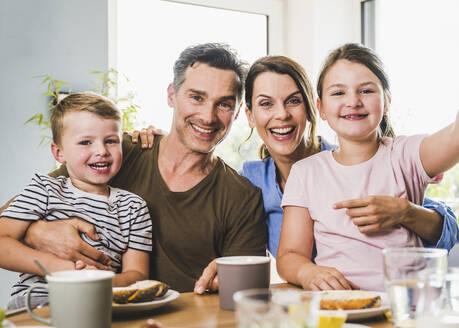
[88,68,140,132]
[25,74,70,146]
[26,69,140,146]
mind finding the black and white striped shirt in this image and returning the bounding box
[1,174,152,299]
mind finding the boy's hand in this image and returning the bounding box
[24,219,111,270]
[127,125,164,149]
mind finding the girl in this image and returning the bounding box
[277,44,459,292]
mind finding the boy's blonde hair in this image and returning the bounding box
[51,92,120,145]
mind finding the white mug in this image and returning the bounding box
[26,270,114,328]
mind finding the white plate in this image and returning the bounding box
[112,289,179,314]
[344,324,371,328]
[1,320,16,328]
[318,290,390,321]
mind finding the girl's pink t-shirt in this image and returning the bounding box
[282,135,437,291]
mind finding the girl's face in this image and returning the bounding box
[246,72,308,158]
[317,59,388,143]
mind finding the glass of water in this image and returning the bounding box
[233,288,320,328]
[382,247,447,328]
[416,267,459,328]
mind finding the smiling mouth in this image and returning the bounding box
[341,114,368,119]
[89,163,111,171]
[191,123,218,135]
[269,126,295,137]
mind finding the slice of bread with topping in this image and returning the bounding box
[113,280,170,304]
[320,291,381,310]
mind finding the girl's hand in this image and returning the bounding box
[300,265,359,291]
[334,196,411,233]
[127,125,164,149]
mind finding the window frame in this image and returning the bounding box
[109,0,284,70]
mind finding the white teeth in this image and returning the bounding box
[343,114,367,119]
[192,124,214,134]
[270,127,294,134]
[89,163,110,170]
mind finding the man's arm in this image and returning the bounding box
[24,218,112,269]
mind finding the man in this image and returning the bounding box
[8,43,267,293]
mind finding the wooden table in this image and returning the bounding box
[8,288,392,328]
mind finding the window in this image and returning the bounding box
[115,0,282,169]
[364,0,459,213]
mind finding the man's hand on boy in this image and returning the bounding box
[127,125,164,149]
[24,218,112,270]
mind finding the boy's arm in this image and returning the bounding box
[113,248,149,287]
[0,196,16,214]
[420,110,459,178]
[277,206,358,290]
[0,217,75,274]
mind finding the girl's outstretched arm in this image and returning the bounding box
[420,110,459,178]
[277,206,358,290]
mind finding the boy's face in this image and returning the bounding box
[51,111,122,195]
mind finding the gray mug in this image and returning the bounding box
[26,270,114,328]
[217,256,270,310]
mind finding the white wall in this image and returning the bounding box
[0,0,109,308]
[283,0,361,141]
[284,0,361,84]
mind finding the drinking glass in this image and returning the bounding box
[416,267,459,328]
[382,247,447,328]
[233,288,320,328]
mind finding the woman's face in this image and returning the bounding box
[246,72,308,158]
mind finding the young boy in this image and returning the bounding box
[0,92,152,310]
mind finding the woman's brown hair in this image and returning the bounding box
[244,56,319,159]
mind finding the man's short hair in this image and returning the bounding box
[51,92,120,145]
[173,43,248,102]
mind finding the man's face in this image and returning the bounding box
[168,63,240,154]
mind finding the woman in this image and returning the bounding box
[133,55,457,293]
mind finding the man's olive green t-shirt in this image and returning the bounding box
[51,135,267,292]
